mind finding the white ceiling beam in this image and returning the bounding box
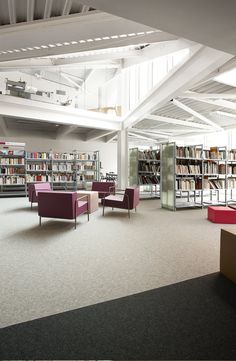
[130,128,170,139]
[85,129,114,141]
[191,98,236,112]
[8,0,16,24]
[145,114,212,130]
[0,11,160,62]
[44,0,53,19]
[172,99,222,130]
[60,73,81,89]
[123,45,233,129]
[104,131,117,143]
[27,0,35,22]
[180,91,236,100]
[62,0,72,16]
[128,131,158,142]
[131,128,172,136]
[0,94,122,131]
[213,110,236,119]
[56,124,79,139]
[123,39,193,68]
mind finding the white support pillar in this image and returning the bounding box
[117,129,128,189]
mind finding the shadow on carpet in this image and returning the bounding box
[1,272,236,360]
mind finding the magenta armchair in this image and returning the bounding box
[28,182,51,209]
[101,186,140,218]
[92,181,115,199]
[38,191,89,229]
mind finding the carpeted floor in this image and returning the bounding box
[1,272,236,360]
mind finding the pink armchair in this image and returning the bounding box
[101,186,140,218]
[28,182,51,209]
[92,181,115,199]
[38,191,89,229]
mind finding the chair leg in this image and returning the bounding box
[87,212,89,221]
[128,208,130,218]
[135,207,137,212]
[103,202,105,216]
[31,201,33,209]
[75,216,77,229]
[39,216,41,226]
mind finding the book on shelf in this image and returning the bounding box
[26,152,50,159]
[176,146,202,158]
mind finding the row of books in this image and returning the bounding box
[26,152,50,159]
[76,153,97,160]
[176,164,201,174]
[26,175,52,182]
[228,150,236,161]
[0,150,24,156]
[53,153,74,160]
[228,178,236,188]
[176,179,196,190]
[52,164,73,172]
[0,176,25,185]
[228,165,236,174]
[203,147,226,160]
[176,178,226,190]
[0,158,25,165]
[138,150,160,160]
[26,164,50,171]
[139,164,160,172]
[0,168,25,175]
[139,175,160,185]
[176,146,202,159]
[77,163,96,171]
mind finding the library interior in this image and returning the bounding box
[1,1,236,360]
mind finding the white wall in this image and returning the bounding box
[1,135,117,175]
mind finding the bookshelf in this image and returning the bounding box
[26,151,52,184]
[75,151,100,189]
[51,152,76,190]
[0,143,26,197]
[129,147,160,198]
[202,146,227,206]
[161,143,233,210]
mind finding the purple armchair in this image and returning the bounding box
[92,181,115,199]
[101,186,140,218]
[38,191,89,229]
[28,182,51,209]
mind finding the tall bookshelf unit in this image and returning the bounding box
[51,152,75,191]
[75,151,100,190]
[129,147,160,198]
[0,142,26,197]
[161,143,231,210]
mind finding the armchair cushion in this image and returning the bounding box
[91,181,115,198]
[28,182,51,205]
[101,186,140,217]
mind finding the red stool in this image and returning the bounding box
[208,206,236,223]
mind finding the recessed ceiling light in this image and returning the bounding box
[145,30,155,34]
[71,41,78,44]
[7,50,13,53]
[102,36,110,40]
[21,48,27,51]
[41,45,48,49]
[94,37,101,41]
[34,46,41,49]
[13,49,20,52]
[137,32,145,35]
[87,39,93,42]
[128,33,136,37]
[1,51,7,54]
[111,35,118,39]
[27,47,33,50]
[63,42,70,46]
[56,43,63,47]
[119,34,127,38]
[48,44,56,48]
[79,40,86,43]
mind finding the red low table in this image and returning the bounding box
[208,206,236,223]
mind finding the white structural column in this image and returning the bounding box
[117,129,128,189]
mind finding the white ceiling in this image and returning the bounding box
[1,0,236,144]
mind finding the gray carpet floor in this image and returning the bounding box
[0,196,234,328]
